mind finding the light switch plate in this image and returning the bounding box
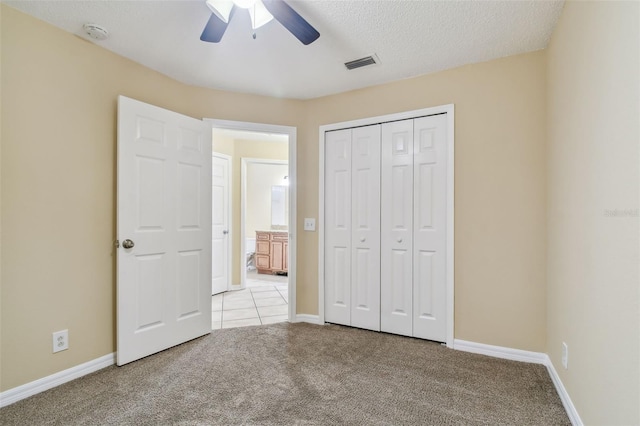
[304,218,316,231]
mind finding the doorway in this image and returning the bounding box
[241,158,289,287]
[207,120,297,330]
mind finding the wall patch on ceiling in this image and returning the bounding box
[344,54,380,71]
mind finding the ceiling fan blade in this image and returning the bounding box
[200,6,236,43]
[261,0,319,45]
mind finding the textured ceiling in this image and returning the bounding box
[3,0,564,100]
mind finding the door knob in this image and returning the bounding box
[223,230,229,235]
[360,237,366,242]
[397,238,403,243]
[122,239,135,249]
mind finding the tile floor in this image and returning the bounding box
[212,273,288,330]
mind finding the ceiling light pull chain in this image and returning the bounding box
[251,3,257,39]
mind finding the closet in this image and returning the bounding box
[324,113,449,342]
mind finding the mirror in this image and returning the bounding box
[271,185,288,229]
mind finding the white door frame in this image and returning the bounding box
[241,158,289,288]
[205,119,297,323]
[318,104,455,348]
[212,151,232,294]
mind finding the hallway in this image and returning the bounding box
[212,273,288,329]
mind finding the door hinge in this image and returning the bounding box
[114,239,120,248]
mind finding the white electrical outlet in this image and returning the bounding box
[53,330,69,353]
[304,218,316,231]
[562,342,568,369]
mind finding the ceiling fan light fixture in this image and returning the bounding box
[248,1,274,29]
[206,0,233,23]
[200,0,319,45]
[233,0,257,9]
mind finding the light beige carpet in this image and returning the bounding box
[0,323,570,425]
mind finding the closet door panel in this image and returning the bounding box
[381,120,414,337]
[413,114,448,341]
[350,125,381,331]
[324,129,352,326]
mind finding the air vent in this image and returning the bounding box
[344,54,380,70]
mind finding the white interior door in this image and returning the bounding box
[350,125,381,331]
[413,114,448,341]
[381,119,414,337]
[212,153,230,295]
[117,96,212,366]
[324,129,352,326]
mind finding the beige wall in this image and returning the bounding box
[546,1,639,424]
[300,52,548,351]
[211,131,235,156]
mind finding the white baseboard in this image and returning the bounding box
[0,352,116,408]
[543,355,583,426]
[293,314,323,325]
[454,339,582,426]
[453,339,548,364]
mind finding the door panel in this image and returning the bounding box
[177,250,201,318]
[331,247,349,309]
[324,129,352,326]
[136,157,165,229]
[135,254,165,331]
[350,125,380,331]
[178,164,201,227]
[391,249,410,313]
[381,120,413,337]
[413,114,448,341]
[212,154,230,295]
[270,241,284,270]
[117,96,211,366]
[415,250,434,318]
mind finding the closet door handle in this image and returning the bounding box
[360,237,366,243]
[397,238,403,243]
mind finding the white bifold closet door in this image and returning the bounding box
[381,114,448,340]
[380,119,414,336]
[324,125,381,331]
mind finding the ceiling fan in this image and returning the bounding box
[201,0,320,45]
